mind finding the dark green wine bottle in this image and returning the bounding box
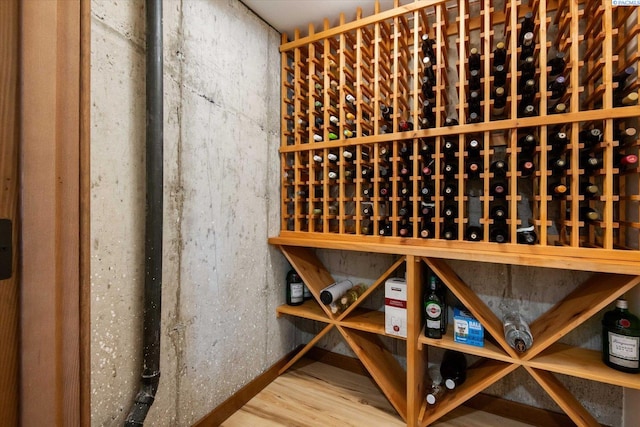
[602,299,640,373]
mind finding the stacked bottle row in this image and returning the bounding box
[281,0,640,146]
[281,2,452,146]
[281,116,640,247]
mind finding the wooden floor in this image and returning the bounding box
[222,359,537,427]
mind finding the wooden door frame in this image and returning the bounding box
[20,0,90,424]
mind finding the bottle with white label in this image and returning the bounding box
[602,298,640,373]
[286,269,304,306]
[319,279,354,305]
[425,275,443,339]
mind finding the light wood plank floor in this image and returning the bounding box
[222,360,537,427]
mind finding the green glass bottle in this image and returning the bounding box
[602,298,640,373]
[425,275,443,339]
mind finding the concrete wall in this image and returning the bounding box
[90,1,291,425]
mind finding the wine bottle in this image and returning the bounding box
[286,269,305,306]
[380,104,394,122]
[503,311,534,352]
[579,128,603,149]
[491,203,508,221]
[579,206,600,223]
[614,126,637,144]
[466,157,482,178]
[421,33,436,63]
[362,203,374,217]
[492,86,507,118]
[490,159,508,177]
[601,298,640,373]
[615,152,639,170]
[490,223,509,243]
[425,382,446,405]
[441,222,458,240]
[493,41,507,67]
[548,51,566,80]
[422,56,436,83]
[319,279,354,305]
[548,76,567,105]
[516,225,537,244]
[425,275,444,339]
[442,161,457,179]
[490,180,508,198]
[548,157,568,175]
[420,218,435,239]
[469,69,481,91]
[339,283,367,308]
[422,76,435,101]
[520,32,535,60]
[398,162,412,181]
[493,64,507,88]
[615,92,639,107]
[421,159,435,177]
[519,12,535,46]
[379,220,392,236]
[580,182,599,199]
[518,133,537,156]
[520,56,536,82]
[420,201,435,217]
[465,225,483,242]
[398,202,412,219]
[467,137,483,156]
[548,102,567,115]
[549,131,569,154]
[399,142,413,160]
[442,203,458,220]
[581,154,602,176]
[445,117,459,126]
[443,139,458,159]
[440,349,467,389]
[469,47,481,72]
[442,181,458,198]
[520,78,537,104]
[518,158,536,178]
[612,66,635,94]
[549,182,568,199]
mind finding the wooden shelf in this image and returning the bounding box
[269,234,640,275]
[528,342,640,390]
[276,300,330,322]
[418,325,514,364]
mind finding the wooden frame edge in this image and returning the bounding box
[80,0,91,424]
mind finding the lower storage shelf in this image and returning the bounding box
[272,242,640,426]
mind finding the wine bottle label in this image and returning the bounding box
[290,282,304,303]
[608,332,640,369]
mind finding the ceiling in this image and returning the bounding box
[241,0,403,38]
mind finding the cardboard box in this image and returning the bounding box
[385,278,407,338]
[453,307,484,347]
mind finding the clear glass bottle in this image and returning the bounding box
[602,298,640,373]
[503,311,533,352]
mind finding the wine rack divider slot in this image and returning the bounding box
[420,359,519,427]
[339,326,409,421]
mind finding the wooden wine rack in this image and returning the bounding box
[279,0,640,272]
[272,0,640,426]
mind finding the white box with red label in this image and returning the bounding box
[385,278,407,338]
